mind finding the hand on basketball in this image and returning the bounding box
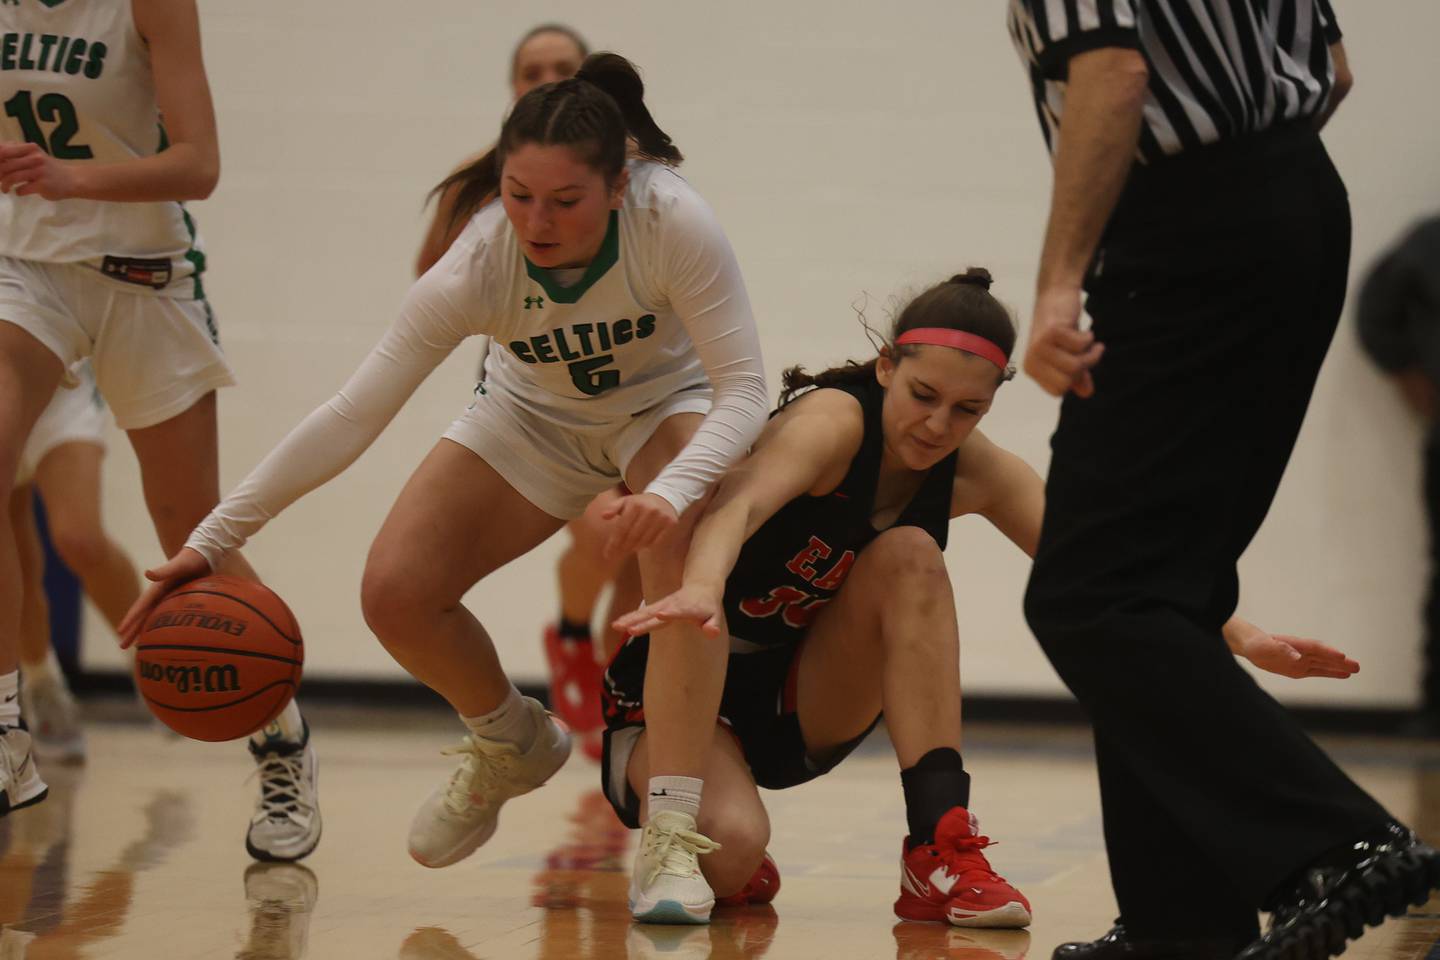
[600,492,678,558]
[1024,286,1105,398]
[117,547,212,649]
[0,142,81,201]
[614,583,727,638]
[1235,627,1360,680]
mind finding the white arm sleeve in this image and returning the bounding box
[643,195,768,516]
[185,270,477,569]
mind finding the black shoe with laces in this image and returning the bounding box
[1237,823,1440,960]
[1052,924,1243,960]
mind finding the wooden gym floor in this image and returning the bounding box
[1,703,1437,960]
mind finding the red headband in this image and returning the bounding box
[894,328,1010,371]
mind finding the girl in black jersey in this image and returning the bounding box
[606,269,1360,929]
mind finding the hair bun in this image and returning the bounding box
[949,267,993,291]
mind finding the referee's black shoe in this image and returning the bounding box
[1050,924,1243,960]
[1237,823,1440,960]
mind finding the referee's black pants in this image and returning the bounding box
[1024,126,1394,942]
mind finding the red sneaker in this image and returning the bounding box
[893,807,1031,928]
[716,851,781,907]
[543,624,604,741]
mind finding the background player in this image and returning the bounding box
[0,0,320,861]
[611,270,1361,926]
[12,360,140,761]
[415,23,641,761]
[124,54,769,906]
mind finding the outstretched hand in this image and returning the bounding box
[117,547,212,649]
[600,492,678,559]
[613,584,726,638]
[1235,627,1360,680]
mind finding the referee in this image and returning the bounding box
[1007,3,1440,959]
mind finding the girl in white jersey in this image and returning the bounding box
[123,52,769,916]
[416,23,636,763]
[0,0,321,863]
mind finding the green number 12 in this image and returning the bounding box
[4,90,94,160]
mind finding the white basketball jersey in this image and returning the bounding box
[0,0,206,298]
[436,161,731,426]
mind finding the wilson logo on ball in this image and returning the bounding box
[148,610,249,636]
[133,576,304,742]
[138,661,241,694]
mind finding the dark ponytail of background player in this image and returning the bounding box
[779,267,1017,407]
[433,52,683,237]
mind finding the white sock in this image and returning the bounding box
[19,648,61,686]
[462,686,537,751]
[249,698,306,746]
[0,671,19,727]
[647,775,703,819]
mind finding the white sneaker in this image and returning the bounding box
[0,721,48,817]
[246,723,321,862]
[20,673,85,764]
[629,809,721,925]
[242,862,318,959]
[408,698,571,868]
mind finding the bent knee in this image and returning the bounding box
[863,526,947,581]
[49,526,110,574]
[564,509,613,563]
[697,807,769,894]
[360,561,447,642]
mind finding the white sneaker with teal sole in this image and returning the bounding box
[629,809,721,924]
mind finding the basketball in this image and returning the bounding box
[133,576,304,742]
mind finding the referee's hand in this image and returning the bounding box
[1024,287,1105,398]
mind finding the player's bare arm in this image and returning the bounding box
[615,388,863,637]
[949,428,1044,556]
[950,431,1358,681]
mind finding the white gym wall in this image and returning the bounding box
[85,1,1437,708]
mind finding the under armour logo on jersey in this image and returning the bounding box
[524,296,544,310]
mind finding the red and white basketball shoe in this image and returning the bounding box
[716,851,781,907]
[542,625,604,761]
[894,807,1031,928]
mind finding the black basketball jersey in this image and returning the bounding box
[722,377,956,650]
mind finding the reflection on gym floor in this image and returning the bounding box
[1,713,1436,959]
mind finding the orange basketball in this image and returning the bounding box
[133,575,303,742]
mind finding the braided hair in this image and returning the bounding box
[432,52,682,236]
[779,268,1016,407]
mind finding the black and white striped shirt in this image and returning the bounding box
[1007,0,1343,162]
